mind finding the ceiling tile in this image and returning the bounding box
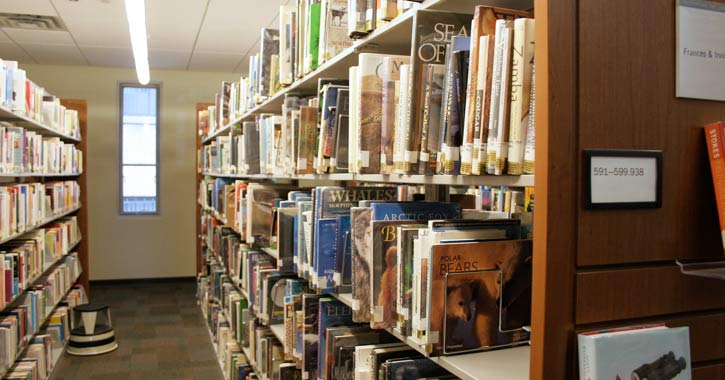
[22,43,85,65]
[0,0,56,16]
[188,51,241,72]
[81,46,134,68]
[51,0,130,48]
[147,0,207,51]
[0,41,35,63]
[194,0,280,53]
[148,49,191,70]
[2,28,75,45]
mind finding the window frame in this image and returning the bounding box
[118,81,161,216]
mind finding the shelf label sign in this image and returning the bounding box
[584,150,663,209]
[676,0,725,101]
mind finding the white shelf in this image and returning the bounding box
[432,346,530,380]
[334,293,353,308]
[202,116,241,145]
[202,171,533,187]
[261,247,279,259]
[0,104,81,143]
[0,172,82,178]
[269,323,285,343]
[0,205,82,246]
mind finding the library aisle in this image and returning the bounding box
[49,281,224,380]
[1,0,724,380]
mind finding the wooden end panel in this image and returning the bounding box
[576,0,725,267]
[576,265,725,324]
[694,362,725,380]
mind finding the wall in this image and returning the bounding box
[22,64,234,280]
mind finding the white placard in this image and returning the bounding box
[676,0,725,101]
[589,156,658,205]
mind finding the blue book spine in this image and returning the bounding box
[316,298,352,380]
[293,212,299,274]
[333,215,351,290]
[370,202,461,221]
[314,218,337,293]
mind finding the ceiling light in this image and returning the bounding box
[124,0,149,85]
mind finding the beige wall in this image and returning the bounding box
[22,64,234,280]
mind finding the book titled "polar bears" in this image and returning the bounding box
[578,324,691,380]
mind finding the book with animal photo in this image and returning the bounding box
[428,239,532,355]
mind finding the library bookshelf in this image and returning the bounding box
[0,98,88,378]
[197,0,725,379]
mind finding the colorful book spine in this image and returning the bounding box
[706,121,725,249]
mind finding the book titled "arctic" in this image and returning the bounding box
[577,324,691,380]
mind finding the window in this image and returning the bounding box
[120,83,159,214]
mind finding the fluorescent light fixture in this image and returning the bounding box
[124,0,150,85]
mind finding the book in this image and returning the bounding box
[358,53,408,174]
[407,10,473,174]
[349,66,360,173]
[506,18,535,175]
[428,239,532,355]
[417,63,446,175]
[332,88,351,171]
[438,35,469,175]
[280,5,296,86]
[384,357,448,380]
[393,64,411,173]
[306,1,322,73]
[381,56,411,174]
[298,106,318,174]
[318,0,352,64]
[297,0,309,79]
[316,298,353,380]
[333,215,352,292]
[349,0,368,38]
[260,28,281,99]
[302,294,322,380]
[351,207,373,322]
[485,19,514,175]
[705,121,725,250]
[471,34,495,175]
[578,326,691,380]
[522,62,535,174]
[395,225,424,336]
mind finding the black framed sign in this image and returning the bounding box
[583,149,663,210]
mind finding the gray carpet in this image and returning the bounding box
[49,280,224,380]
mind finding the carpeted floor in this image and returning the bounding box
[49,280,224,380]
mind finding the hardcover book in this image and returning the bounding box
[260,28,281,98]
[522,62,536,174]
[417,63,446,175]
[408,10,473,174]
[306,0,322,73]
[350,207,373,322]
[381,56,411,174]
[485,19,514,175]
[506,18,535,175]
[280,5,296,86]
[318,0,352,64]
[302,294,322,380]
[428,239,532,355]
[333,214,352,292]
[315,298,353,380]
[578,326,691,380]
[439,36,470,175]
[705,121,725,250]
[348,0,368,38]
[298,106,318,174]
[384,357,448,380]
[332,88,350,171]
[358,53,408,174]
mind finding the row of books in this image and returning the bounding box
[0,217,81,309]
[0,59,81,140]
[0,123,83,175]
[199,261,457,380]
[200,183,533,357]
[0,181,81,241]
[0,254,83,375]
[200,1,423,138]
[201,6,535,177]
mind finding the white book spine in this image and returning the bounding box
[493,25,514,175]
[506,18,535,175]
[485,20,507,174]
[523,62,536,174]
[348,66,359,173]
[393,64,410,173]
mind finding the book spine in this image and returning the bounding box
[307,2,321,73]
[506,19,535,175]
[349,66,360,173]
[706,121,725,249]
[485,20,508,174]
[461,15,481,175]
[472,35,494,175]
[393,64,410,173]
[523,62,536,174]
[318,0,329,66]
[357,55,383,174]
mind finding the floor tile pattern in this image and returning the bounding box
[49,280,224,380]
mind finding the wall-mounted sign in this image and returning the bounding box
[584,150,663,210]
[676,0,725,101]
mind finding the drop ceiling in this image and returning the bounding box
[0,0,284,73]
